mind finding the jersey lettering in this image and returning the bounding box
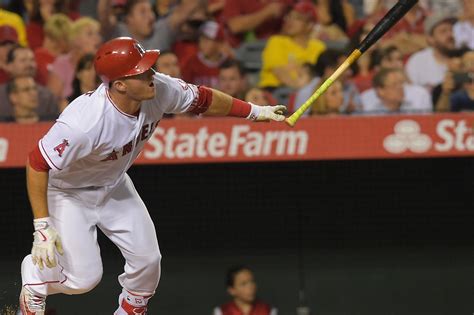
[122,140,133,156]
[100,149,118,161]
[53,139,69,157]
[85,90,96,97]
[141,124,150,141]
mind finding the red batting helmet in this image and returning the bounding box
[94,37,160,83]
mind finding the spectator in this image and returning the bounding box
[376,45,404,70]
[0,25,18,84]
[182,21,228,88]
[222,0,289,48]
[218,59,247,99]
[0,8,28,46]
[0,45,59,120]
[4,75,55,123]
[259,1,325,89]
[449,52,474,112]
[244,87,277,106]
[171,4,208,69]
[245,87,268,105]
[361,68,432,114]
[453,0,474,50]
[213,265,277,315]
[432,48,469,112]
[47,17,101,108]
[34,13,72,86]
[317,0,356,33]
[311,80,345,115]
[98,0,200,51]
[3,44,37,80]
[405,13,457,91]
[67,53,100,102]
[156,50,181,78]
[26,0,80,50]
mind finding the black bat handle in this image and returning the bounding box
[359,0,418,53]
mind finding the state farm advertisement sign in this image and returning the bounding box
[1,114,474,168]
[140,123,309,163]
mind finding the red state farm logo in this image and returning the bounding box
[54,139,69,157]
[383,120,432,154]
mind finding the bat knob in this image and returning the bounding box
[285,117,296,127]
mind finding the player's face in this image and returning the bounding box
[228,270,257,304]
[121,69,156,101]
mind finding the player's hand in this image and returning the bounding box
[247,103,287,122]
[31,218,64,270]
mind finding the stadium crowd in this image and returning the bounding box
[0,0,473,123]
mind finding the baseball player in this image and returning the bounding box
[18,37,286,315]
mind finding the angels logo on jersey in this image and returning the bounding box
[54,139,69,157]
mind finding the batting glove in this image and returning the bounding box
[32,217,64,270]
[247,103,287,122]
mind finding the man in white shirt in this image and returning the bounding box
[405,13,457,91]
[361,68,432,114]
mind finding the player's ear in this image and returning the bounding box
[113,80,127,93]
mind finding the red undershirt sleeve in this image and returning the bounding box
[28,144,51,172]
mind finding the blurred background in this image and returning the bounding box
[1,0,474,314]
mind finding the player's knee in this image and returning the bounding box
[65,269,103,294]
[141,250,161,277]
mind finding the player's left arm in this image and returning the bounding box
[192,86,287,122]
[160,76,286,121]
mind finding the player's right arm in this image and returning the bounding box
[26,146,64,270]
[26,120,93,269]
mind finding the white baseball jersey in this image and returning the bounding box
[39,73,198,189]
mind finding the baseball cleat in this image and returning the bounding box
[18,286,46,315]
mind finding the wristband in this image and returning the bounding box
[34,217,51,231]
[229,98,252,118]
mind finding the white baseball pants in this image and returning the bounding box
[21,174,161,297]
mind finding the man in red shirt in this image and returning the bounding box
[182,21,228,88]
[0,25,18,84]
[222,0,294,47]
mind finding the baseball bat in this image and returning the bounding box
[285,0,418,127]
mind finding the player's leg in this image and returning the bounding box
[98,174,161,314]
[20,187,103,313]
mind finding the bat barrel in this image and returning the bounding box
[359,0,418,53]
